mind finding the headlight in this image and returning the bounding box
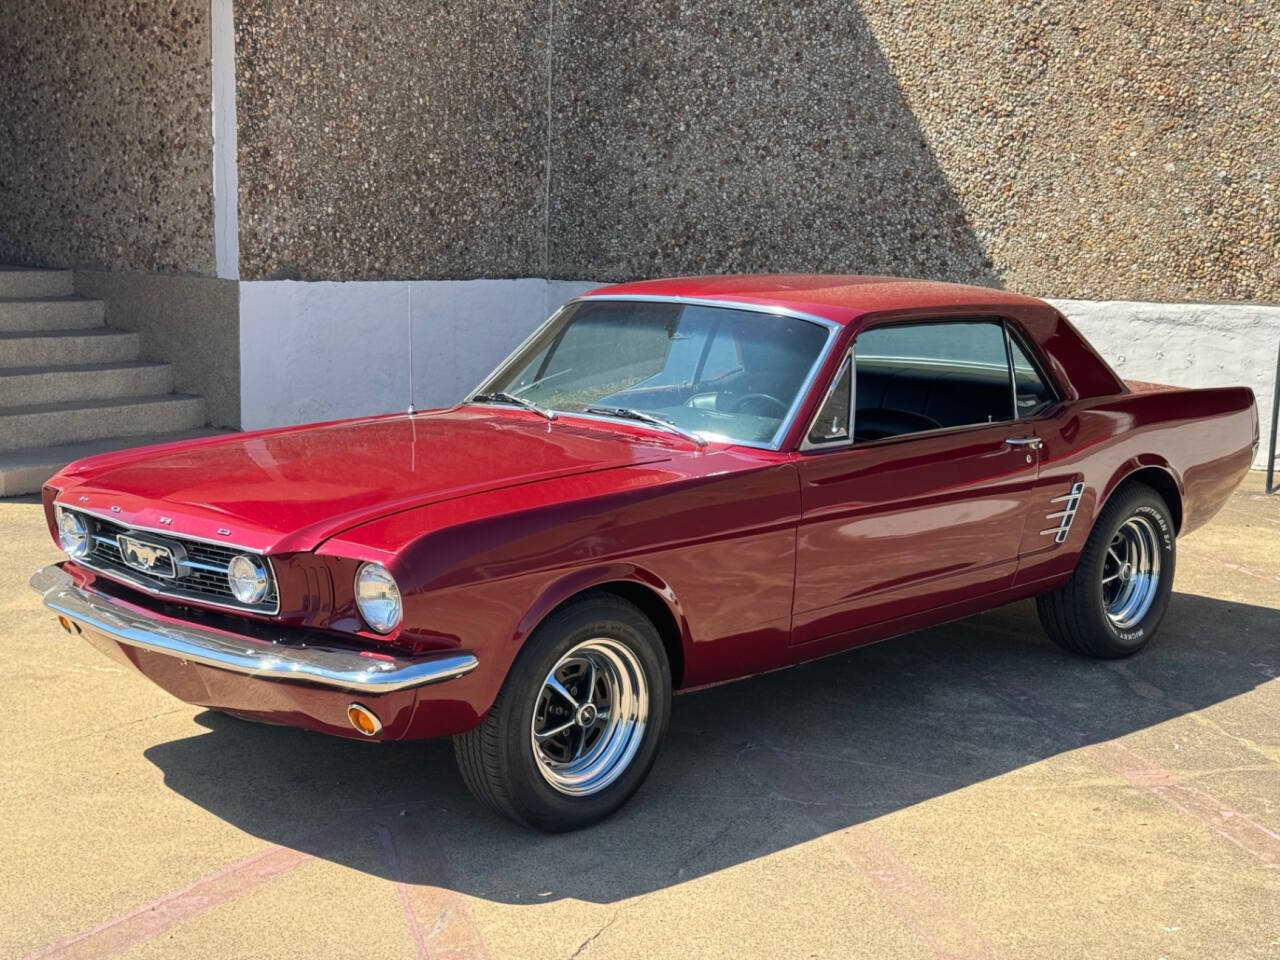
[355,562,402,634]
[227,554,270,604]
[56,506,89,558]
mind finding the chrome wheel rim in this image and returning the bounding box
[1102,515,1162,629]
[530,638,648,797]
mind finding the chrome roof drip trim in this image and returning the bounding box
[573,293,845,332]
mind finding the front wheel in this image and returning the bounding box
[453,593,671,831]
[1036,482,1176,659]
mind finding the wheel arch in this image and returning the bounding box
[514,565,690,689]
[1097,458,1184,535]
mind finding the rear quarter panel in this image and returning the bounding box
[1015,385,1257,586]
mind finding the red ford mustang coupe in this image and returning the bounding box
[32,276,1258,830]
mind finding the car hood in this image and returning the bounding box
[51,409,676,553]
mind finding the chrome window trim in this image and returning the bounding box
[468,304,570,403]
[794,317,1067,457]
[834,417,1021,451]
[799,348,855,452]
[55,503,281,616]
[466,294,843,452]
[1003,320,1062,417]
[1003,323,1020,421]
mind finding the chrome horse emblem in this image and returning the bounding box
[117,535,187,579]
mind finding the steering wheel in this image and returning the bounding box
[854,408,942,442]
[728,392,787,419]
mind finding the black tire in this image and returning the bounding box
[453,593,672,831]
[1036,481,1176,659]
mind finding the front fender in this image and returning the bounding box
[514,562,692,667]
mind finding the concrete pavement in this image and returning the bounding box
[2,478,1277,959]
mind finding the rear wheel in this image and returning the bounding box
[453,593,671,831]
[1036,482,1176,659]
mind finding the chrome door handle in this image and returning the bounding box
[1005,436,1042,449]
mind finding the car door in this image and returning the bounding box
[791,318,1042,646]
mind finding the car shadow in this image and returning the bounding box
[144,592,1277,905]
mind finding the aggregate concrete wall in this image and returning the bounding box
[237,278,597,430]
[5,1,1275,304]
[0,1,215,274]
[547,1,994,286]
[230,1,1278,303]
[855,2,1277,303]
[233,0,549,281]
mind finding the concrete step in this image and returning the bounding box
[0,361,173,407]
[0,296,104,332]
[0,266,74,298]
[0,393,207,453]
[0,428,227,498]
[0,328,140,369]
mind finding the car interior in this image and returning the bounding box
[808,320,1058,446]
[853,358,1015,441]
[502,305,1057,449]
[589,306,832,444]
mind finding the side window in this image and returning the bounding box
[853,321,1013,442]
[805,356,852,447]
[1006,332,1056,418]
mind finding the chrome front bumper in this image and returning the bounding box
[29,564,478,694]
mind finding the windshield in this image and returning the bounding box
[476,299,835,446]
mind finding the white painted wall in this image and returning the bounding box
[1050,299,1279,469]
[238,278,597,430]
[210,0,238,280]
[237,280,1279,471]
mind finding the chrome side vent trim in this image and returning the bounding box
[1040,481,1085,543]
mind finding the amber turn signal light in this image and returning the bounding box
[347,703,382,737]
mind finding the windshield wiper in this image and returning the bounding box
[470,391,557,421]
[584,406,706,447]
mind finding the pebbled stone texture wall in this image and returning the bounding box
[5,1,1275,303]
[233,0,1278,302]
[858,1,1278,302]
[548,1,997,285]
[0,1,215,274]
[234,0,550,281]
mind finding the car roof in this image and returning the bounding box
[581,274,1048,327]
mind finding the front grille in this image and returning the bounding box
[67,509,279,614]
